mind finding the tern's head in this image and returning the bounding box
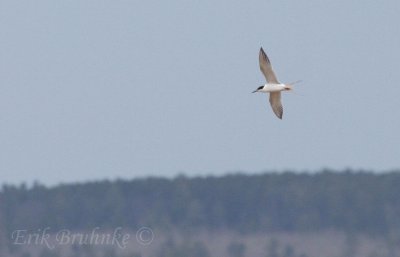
[252,85,264,93]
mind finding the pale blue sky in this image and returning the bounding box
[1,0,399,185]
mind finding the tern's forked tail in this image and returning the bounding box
[284,85,293,91]
[285,80,302,91]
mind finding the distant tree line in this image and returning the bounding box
[1,170,400,236]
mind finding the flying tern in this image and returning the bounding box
[253,47,300,119]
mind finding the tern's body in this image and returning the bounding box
[253,47,298,119]
[258,83,291,93]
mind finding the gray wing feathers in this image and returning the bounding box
[269,92,283,119]
[259,48,279,84]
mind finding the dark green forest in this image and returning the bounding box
[1,170,400,235]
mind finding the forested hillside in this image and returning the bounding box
[1,171,400,235]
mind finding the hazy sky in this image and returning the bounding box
[1,0,399,185]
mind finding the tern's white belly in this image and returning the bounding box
[261,84,286,92]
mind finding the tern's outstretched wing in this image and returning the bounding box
[259,47,279,84]
[269,92,283,119]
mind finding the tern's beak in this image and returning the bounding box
[252,90,257,93]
